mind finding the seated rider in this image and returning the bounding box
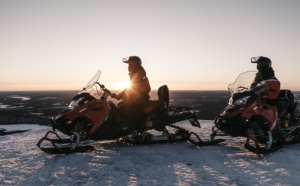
[252,57,298,126]
[251,56,280,106]
[110,56,151,129]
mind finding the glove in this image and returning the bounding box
[110,93,120,100]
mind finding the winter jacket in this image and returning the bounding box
[251,67,280,105]
[117,65,151,106]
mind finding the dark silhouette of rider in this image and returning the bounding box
[110,56,151,131]
[252,56,298,126]
[251,56,280,106]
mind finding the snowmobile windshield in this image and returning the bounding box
[228,71,258,95]
[69,70,103,108]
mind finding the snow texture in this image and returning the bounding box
[1,121,300,186]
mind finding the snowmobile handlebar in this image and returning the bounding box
[96,82,111,95]
[96,82,121,100]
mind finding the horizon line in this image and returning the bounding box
[0,89,230,92]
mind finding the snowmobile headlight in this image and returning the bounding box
[234,96,251,106]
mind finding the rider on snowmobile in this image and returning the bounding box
[110,56,151,130]
[251,56,298,125]
[251,56,280,106]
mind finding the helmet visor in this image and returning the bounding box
[122,57,130,63]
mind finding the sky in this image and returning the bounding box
[1,0,300,91]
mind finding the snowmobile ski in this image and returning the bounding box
[188,132,226,146]
[36,131,94,154]
[244,143,282,154]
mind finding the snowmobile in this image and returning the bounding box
[37,70,222,154]
[211,70,300,154]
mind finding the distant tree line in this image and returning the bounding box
[0,90,230,125]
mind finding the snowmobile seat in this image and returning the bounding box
[278,89,295,104]
[277,89,298,121]
[158,85,169,110]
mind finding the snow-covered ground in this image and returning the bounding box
[1,120,300,186]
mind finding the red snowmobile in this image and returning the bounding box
[212,71,300,154]
[37,70,221,154]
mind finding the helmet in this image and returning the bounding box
[122,56,142,65]
[251,56,272,69]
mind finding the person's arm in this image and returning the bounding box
[110,90,125,100]
[251,72,262,88]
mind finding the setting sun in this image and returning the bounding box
[115,81,131,90]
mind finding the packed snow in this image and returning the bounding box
[1,120,300,186]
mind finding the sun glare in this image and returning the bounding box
[115,81,131,90]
